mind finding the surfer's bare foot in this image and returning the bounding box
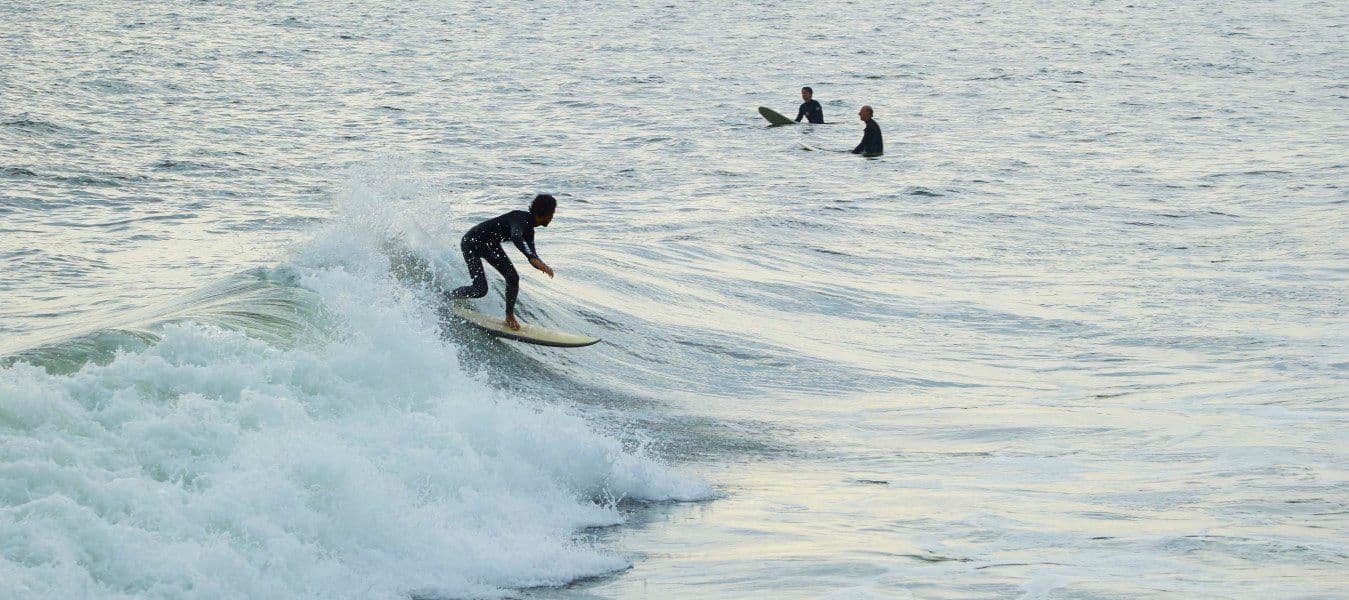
[504,314,521,331]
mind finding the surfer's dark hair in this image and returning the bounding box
[802,86,813,93]
[530,194,557,216]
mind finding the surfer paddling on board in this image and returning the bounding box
[796,87,824,124]
[851,105,883,156]
[445,194,556,331]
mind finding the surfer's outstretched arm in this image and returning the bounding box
[509,219,553,278]
[529,257,554,278]
[509,216,538,260]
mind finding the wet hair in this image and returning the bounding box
[802,86,813,94]
[530,194,557,217]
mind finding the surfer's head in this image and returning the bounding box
[859,105,873,121]
[531,194,556,227]
[801,86,813,101]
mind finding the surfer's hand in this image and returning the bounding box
[531,258,554,278]
[504,313,521,331]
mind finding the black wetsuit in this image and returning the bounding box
[852,119,883,155]
[796,99,824,124]
[447,210,540,316]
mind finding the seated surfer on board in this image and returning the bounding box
[851,105,883,156]
[445,194,556,331]
[796,86,824,124]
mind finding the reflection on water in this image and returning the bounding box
[2,0,1346,597]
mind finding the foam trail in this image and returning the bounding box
[0,174,711,598]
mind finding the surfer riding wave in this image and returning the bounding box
[445,194,556,331]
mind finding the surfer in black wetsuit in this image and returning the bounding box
[852,105,883,156]
[446,194,556,331]
[796,87,824,124]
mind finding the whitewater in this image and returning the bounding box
[0,188,712,598]
[2,0,1347,598]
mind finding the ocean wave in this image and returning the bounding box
[0,199,711,598]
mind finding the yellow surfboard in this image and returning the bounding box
[450,302,601,348]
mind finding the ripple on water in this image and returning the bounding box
[1,1,1345,598]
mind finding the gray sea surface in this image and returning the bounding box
[2,1,1346,598]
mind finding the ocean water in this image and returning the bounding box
[2,1,1346,598]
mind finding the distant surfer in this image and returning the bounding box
[795,87,824,124]
[851,105,883,156]
[445,194,556,331]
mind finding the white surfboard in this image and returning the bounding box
[800,142,850,153]
[449,302,601,348]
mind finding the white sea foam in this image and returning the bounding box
[0,191,711,598]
